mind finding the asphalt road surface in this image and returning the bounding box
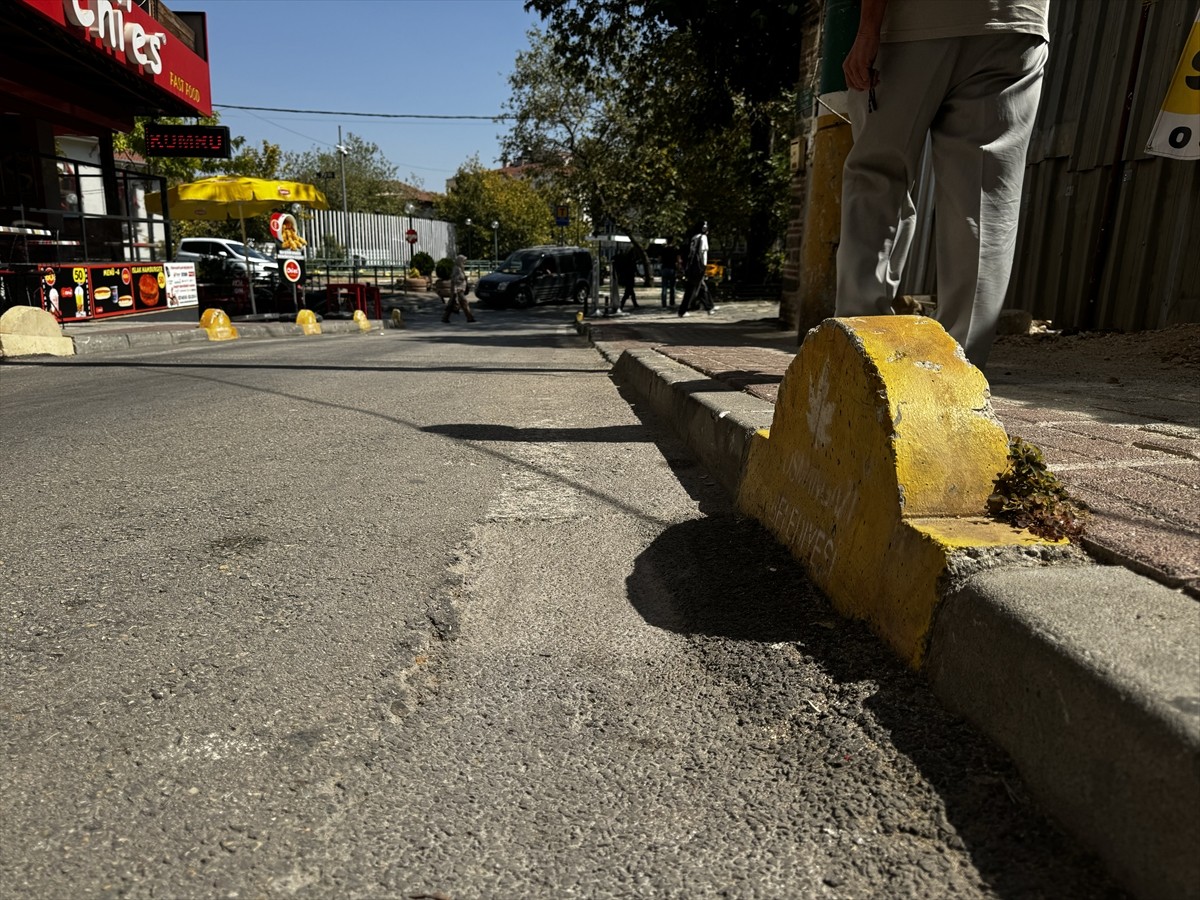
[0,307,1123,898]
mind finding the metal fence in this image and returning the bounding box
[298,210,457,268]
[899,0,1199,331]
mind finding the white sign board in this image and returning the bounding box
[163,262,199,309]
[1146,8,1200,160]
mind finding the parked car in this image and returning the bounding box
[474,246,592,308]
[175,237,278,281]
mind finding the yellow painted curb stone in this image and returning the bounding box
[295,309,322,335]
[737,316,1055,668]
[353,309,372,332]
[0,306,75,357]
[199,308,238,341]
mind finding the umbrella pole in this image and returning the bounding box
[240,203,257,316]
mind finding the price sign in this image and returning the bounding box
[1147,9,1200,160]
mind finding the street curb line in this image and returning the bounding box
[0,306,74,357]
[737,317,1057,667]
[611,348,773,498]
[927,567,1200,900]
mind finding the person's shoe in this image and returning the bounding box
[466,315,476,323]
[441,316,450,323]
[710,305,719,311]
[707,309,716,316]
[679,311,690,317]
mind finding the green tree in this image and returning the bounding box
[502,29,684,254]
[439,157,555,261]
[282,132,405,217]
[521,0,811,280]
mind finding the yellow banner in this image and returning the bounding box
[1147,8,1200,159]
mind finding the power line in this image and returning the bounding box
[215,103,509,121]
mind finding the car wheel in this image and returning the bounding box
[514,288,535,309]
[572,282,589,305]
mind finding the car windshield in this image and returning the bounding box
[223,241,272,261]
[497,251,542,275]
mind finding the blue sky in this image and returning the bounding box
[184,0,542,193]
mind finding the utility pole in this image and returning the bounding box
[337,125,354,281]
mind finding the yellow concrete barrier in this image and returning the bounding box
[390,308,405,329]
[737,316,1056,667]
[199,308,238,341]
[353,309,371,332]
[0,306,74,357]
[295,309,321,335]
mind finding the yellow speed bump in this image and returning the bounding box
[199,308,238,341]
[295,309,321,335]
[737,316,1057,668]
[352,309,371,332]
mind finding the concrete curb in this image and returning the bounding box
[64,318,372,355]
[928,567,1200,900]
[605,340,1200,900]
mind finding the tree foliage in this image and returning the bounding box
[517,1,816,279]
[439,156,556,260]
[282,132,405,217]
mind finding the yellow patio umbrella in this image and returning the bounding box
[146,176,329,314]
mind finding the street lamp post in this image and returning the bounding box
[491,220,498,267]
[464,217,472,260]
[336,125,353,281]
[405,202,415,278]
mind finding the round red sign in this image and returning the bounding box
[283,258,302,283]
[405,228,418,245]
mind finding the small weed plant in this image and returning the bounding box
[988,437,1087,541]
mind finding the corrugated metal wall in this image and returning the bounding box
[902,0,1198,331]
[299,210,456,266]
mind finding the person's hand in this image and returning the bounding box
[843,32,881,92]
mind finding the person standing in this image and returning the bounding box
[442,253,476,323]
[616,248,639,310]
[659,239,679,308]
[679,222,714,316]
[835,0,1049,368]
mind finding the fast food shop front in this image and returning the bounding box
[0,0,213,320]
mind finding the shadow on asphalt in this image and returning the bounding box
[423,423,652,443]
[620,413,1124,898]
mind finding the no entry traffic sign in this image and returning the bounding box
[405,228,418,245]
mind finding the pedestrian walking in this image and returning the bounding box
[443,254,476,323]
[679,223,715,316]
[616,248,639,309]
[659,239,679,308]
[834,0,1049,368]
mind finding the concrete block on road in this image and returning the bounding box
[927,566,1200,900]
[0,306,74,358]
[737,316,1057,666]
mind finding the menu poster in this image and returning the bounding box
[90,264,167,316]
[40,265,91,320]
[163,262,199,308]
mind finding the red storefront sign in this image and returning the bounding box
[16,0,212,117]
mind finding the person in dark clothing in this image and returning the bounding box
[679,223,714,316]
[659,239,679,308]
[616,248,638,309]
